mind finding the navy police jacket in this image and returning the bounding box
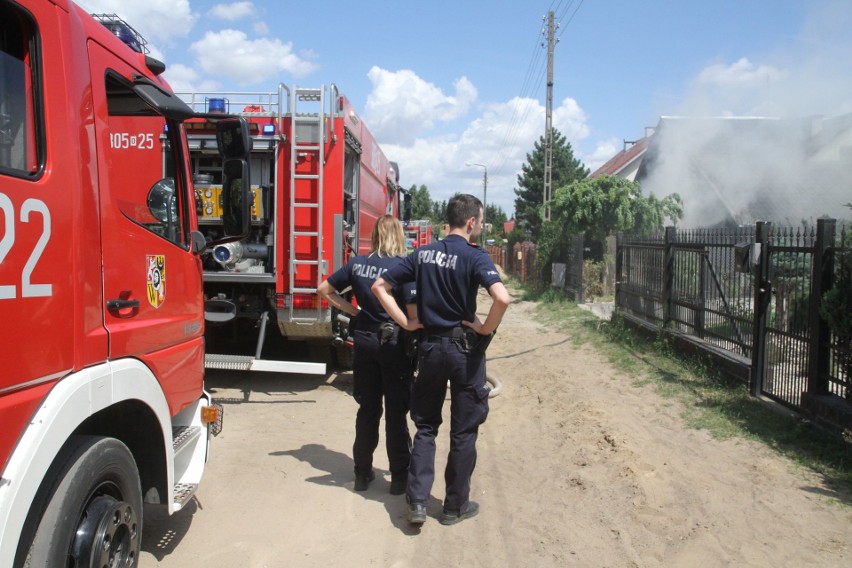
[382,235,501,329]
[326,253,416,326]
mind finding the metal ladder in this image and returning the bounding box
[288,85,325,323]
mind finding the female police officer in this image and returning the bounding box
[317,215,416,494]
[373,194,510,526]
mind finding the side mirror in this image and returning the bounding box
[221,158,251,238]
[190,230,207,255]
[147,178,177,223]
[216,117,252,159]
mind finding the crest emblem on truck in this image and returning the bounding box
[146,254,166,308]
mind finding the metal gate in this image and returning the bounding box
[617,219,848,416]
[754,224,816,408]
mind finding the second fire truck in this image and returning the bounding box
[404,219,434,252]
[179,86,402,373]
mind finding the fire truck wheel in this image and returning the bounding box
[22,435,143,568]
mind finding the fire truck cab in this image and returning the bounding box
[0,3,250,566]
[179,84,402,373]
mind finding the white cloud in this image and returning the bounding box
[360,65,593,215]
[697,57,787,88]
[371,92,591,217]
[163,63,220,95]
[583,138,620,174]
[553,97,591,141]
[74,0,196,44]
[364,67,477,145]
[208,2,255,21]
[189,29,317,85]
[253,21,270,36]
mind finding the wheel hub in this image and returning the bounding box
[71,494,139,568]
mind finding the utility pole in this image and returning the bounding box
[543,11,556,221]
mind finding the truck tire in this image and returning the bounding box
[21,436,143,568]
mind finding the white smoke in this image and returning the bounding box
[640,0,852,227]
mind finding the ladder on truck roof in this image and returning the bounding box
[288,86,326,323]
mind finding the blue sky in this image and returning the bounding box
[76,0,852,217]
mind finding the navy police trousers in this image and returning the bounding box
[407,335,490,511]
[351,328,413,481]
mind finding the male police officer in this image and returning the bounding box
[372,193,510,526]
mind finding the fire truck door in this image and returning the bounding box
[0,6,77,390]
[88,43,204,372]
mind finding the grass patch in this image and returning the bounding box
[518,279,852,497]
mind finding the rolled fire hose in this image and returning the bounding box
[485,371,502,398]
[447,370,502,398]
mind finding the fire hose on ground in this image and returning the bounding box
[485,371,502,398]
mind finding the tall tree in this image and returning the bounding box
[409,184,433,220]
[539,174,683,265]
[485,204,508,237]
[431,200,447,228]
[514,128,589,240]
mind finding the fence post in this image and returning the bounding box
[807,218,836,396]
[662,226,676,329]
[697,253,706,339]
[615,232,623,312]
[574,234,584,304]
[750,221,771,397]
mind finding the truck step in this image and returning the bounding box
[173,482,198,508]
[205,354,254,371]
[205,354,326,375]
[172,425,202,454]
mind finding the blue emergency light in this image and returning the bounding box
[207,98,227,114]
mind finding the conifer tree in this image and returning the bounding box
[513,128,589,240]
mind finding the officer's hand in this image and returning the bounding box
[462,319,488,335]
[403,317,424,332]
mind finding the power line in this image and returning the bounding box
[487,3,585,186]
[488,13,549,177]
[490,63,547,179]
[556,0,584,40]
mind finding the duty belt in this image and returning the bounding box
[422,326,465,339]
[422,326,495,355]
[357,319,388,332]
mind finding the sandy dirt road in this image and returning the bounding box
[140,286,852,567]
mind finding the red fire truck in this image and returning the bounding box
[0,4,251,566]
[404,219,434,251]
[178,85,403,373]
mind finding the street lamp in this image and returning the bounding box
[465,162,487,237]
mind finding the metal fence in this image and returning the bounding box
[497,236,618,302]
[510,241,539,285]
[549,235,585,302]
[616,219,851,427]
[485,244,507,274]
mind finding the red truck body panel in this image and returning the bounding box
[181,86,400,366]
